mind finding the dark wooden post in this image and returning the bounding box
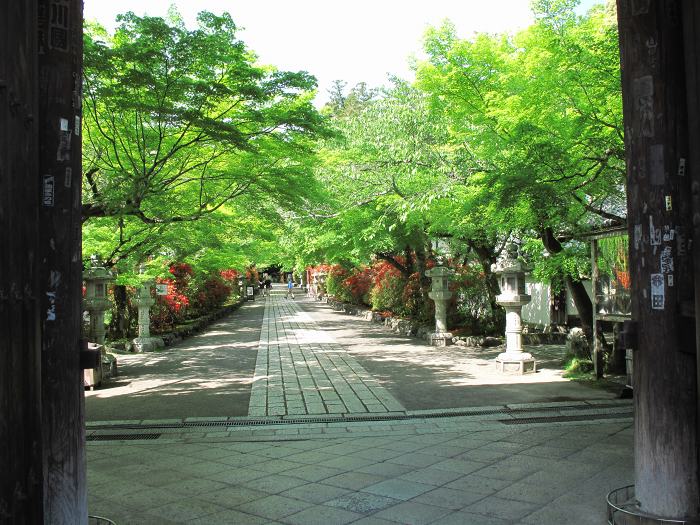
[1,0,86,522]
[617,0,699,519]
[682,3,700,511]
[0,2,45,522]
[37,0,87,522]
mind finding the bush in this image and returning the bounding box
[453,264,500,334]
[151,278,189,332]
[345,266,373,305]
[191,275,232,314]
[369,262,406,314]
[326,265,353,303]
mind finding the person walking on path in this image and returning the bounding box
[264,274,272,296]
[285,276,295,299]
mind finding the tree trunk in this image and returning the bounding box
[541,228,595,340]
[469,240,505,332]
[108,284,131,339]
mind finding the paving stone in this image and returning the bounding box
[326,491,400,513]
[398,467,464,487]
[284,504,363,525]
[189,508,268,525]
[245,474,309,494]
[282,464,346,482]
[147,497,228,522]
[323,471,387,490]
[198,486,270,508]
[373,500,452,525]
[464,495,540,522]
[280,483,350,504]
[363,478,435,500]
[414,486,486,510]
[236,494,313,520]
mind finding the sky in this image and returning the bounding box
[84,0,604,106]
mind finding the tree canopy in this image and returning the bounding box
[82,10,327,275]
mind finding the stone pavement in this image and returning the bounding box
[86,287,634,523]
[249,295,405,416]
[87,402,633,524]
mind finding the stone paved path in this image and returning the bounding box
[249,295,405,416]
[86,403,633,524]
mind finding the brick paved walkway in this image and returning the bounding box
[249,295,405,416]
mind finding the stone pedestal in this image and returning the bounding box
[132,281,163,352]
[492,246,535,374]
[426,266,455,346]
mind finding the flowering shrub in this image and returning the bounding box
[369,261,406,314]
[192,275,232,313]
[345,266,373,305]
[326,265,353,303]
[151,278,189,331]
[220,269,239,282]
[149,263,236,332]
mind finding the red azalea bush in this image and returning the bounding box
[369,261,406,315]
[192,275,232,313]
[345,266,373,305]
[150,277,189,331]
[149,263,237,332]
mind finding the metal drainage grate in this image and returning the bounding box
[87,433,161,441]
[500,412,633,425]
[86,402,633,431]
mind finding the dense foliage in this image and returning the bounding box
[85,2,625,341]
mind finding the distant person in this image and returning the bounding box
[258,276,265,297]
[265,274,272,295]
[285,277,295,299]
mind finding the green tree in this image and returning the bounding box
[416,1,624,338]
[82,10,325,231]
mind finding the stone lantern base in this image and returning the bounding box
[132,336,164,353]
[496,351,536,374]
[428,332,453,347]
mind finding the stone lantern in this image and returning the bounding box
[425,265,455,346]
[492,244,535,374]
[83,257,115,388]
[132,265,163,352]
[83,256,115,345]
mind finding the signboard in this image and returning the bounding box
[155,284,169,296]
[246,286,254,297]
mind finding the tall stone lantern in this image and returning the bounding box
[492,245,536,374]
[132,265,163,352]
[83,257,115,345]
[425,265,455,346]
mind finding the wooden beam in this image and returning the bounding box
[37,0,87,522]
[616,0,699,519]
